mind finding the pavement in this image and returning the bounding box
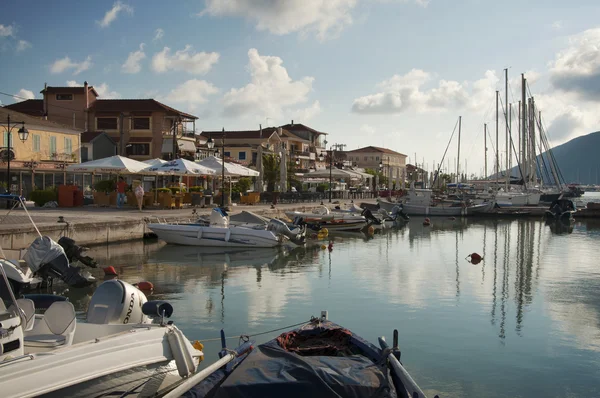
[0,199,376,230]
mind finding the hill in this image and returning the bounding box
[545,131,600,185]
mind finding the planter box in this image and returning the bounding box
[93,192,110,207]
[183,193,192,204]
[109,192,118,206]
[126,192,137,207]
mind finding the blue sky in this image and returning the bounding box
[2,0,600,175]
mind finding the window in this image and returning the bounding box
[238,151,246,160]
[49,136,57,155]
[132,117,150,130]
[126,143,150,156]
[376,156,379,161]
[64,137,73,154]
[3,131,11,148]
[97,117,118,130]
[81,147,89,162]
[33,134,41,152]
[56,93,73,101]
[224,151,231,158]
[364,156,367,161]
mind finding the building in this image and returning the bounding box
[80,131,117,162]
[0,107,82,196]
[200,121,327,171]
[4,82,198,161]
[345,146,407,188]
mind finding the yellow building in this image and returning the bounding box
[0,107,81,195]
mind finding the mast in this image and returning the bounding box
[521,74,527,187]
[505,68,509,191]
[531,97,536,186]
[496,90,499,187]
[509,104,512,185]
[457,116,461,184]
[484,123,488,179]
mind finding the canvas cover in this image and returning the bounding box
[210,338,397,398]
[23,236,66,273]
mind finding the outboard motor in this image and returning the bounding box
[267,219,307,245]
[58,236,98,268]
[87,280,150,324]
[391,205,410,221]
[361,208,381,224]
[23,236,96,288]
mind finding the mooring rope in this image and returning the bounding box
[198,319,314,343]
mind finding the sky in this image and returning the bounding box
[1,0,600,176]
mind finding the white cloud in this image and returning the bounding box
[16,89,35,100]
[95,83,122,99]
[0,24,14,37]
[16,40,31,52]
[50,56,93,75]
[291,101,321,121]
[153,28,164,41]
[122,43,146,74]
[199,0,358,40]
[549,28,600,101]
[97,1,133,28]
[551,20,563,30]
[152,45,219,75]
[352,68,472,114]
[164,79,219,108]
[66,81,121,99]
[222,48,315,118]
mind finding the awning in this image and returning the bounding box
[162,138,197,153]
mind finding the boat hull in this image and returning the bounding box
[379,200,490,216]
[148,223,281,248]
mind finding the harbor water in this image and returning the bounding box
[64,195,600,398]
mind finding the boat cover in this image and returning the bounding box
[208,333,397,398]
[23,236,66,273]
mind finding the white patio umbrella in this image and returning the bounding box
[143,158,215,176]
[198,156,259,177]
[67,155,149,174]
[306,168,356,179]
[142,158,167,167]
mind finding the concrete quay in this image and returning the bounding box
[0,201,349,251]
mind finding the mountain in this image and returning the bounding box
[543,131,600,185]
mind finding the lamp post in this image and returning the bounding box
[2,115,28,195]
[220,128,226,209]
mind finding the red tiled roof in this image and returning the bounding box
[346,146,407,157]
[3,99,44,116]
[41,86,99,97]
[279,123,326,136]
[200,128,280,140]
[90,99,198,120]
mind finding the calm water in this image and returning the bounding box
[65,194,600,398]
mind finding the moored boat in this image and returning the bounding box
[545,199,576,221]
[167,311,436,398]
[379,188,491,216]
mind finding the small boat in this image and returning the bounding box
[148,208,306,248]
[361,206,410,229]
[545,199,576,221]
[0,267,204,398]
[379,188,491,217]
[167,311,435,398]
[0,236,96,295]
[286,206,369,232]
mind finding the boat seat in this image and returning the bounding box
[24,301,76,349]
[8,298,36,331]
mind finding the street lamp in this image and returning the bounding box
[220,127,226,209]
[295,157,300,166]
[1,114,28,196]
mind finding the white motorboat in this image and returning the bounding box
[379,188,492,216]
[0,268,203,398]
[148,208,306,248]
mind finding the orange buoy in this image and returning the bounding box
[136,281,154,291]
[423,217,431,226]
[328,241,334,251]
[103,266,118,276]
[467,253,483,264]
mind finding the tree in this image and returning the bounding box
[365,168,388,190]
[262,154,279,192]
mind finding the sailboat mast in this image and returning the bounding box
[509,104,512,184]
[457,116,461,184]
[484,123,488,179]
[505,68,509,191]
[521,74,527,186]
[496,90,499,187]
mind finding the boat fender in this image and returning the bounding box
[167,328,197,378]
[321,244,327,250]
[423,218,431,226]
[328,242,334,252]
[367,225,375,235]
[136,281,154,291]
[103,266,118,276]
[466,253,483,264]
[142,300,174,318]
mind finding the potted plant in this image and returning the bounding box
[93,179,116,206]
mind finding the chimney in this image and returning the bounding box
[259,124,262,138]
[84,81,89,108]
[291,120,294,126]
[43,82,48,120]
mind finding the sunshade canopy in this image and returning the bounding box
[198,156,259,177]
[143,158,215,175]
[66,155,149,174]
